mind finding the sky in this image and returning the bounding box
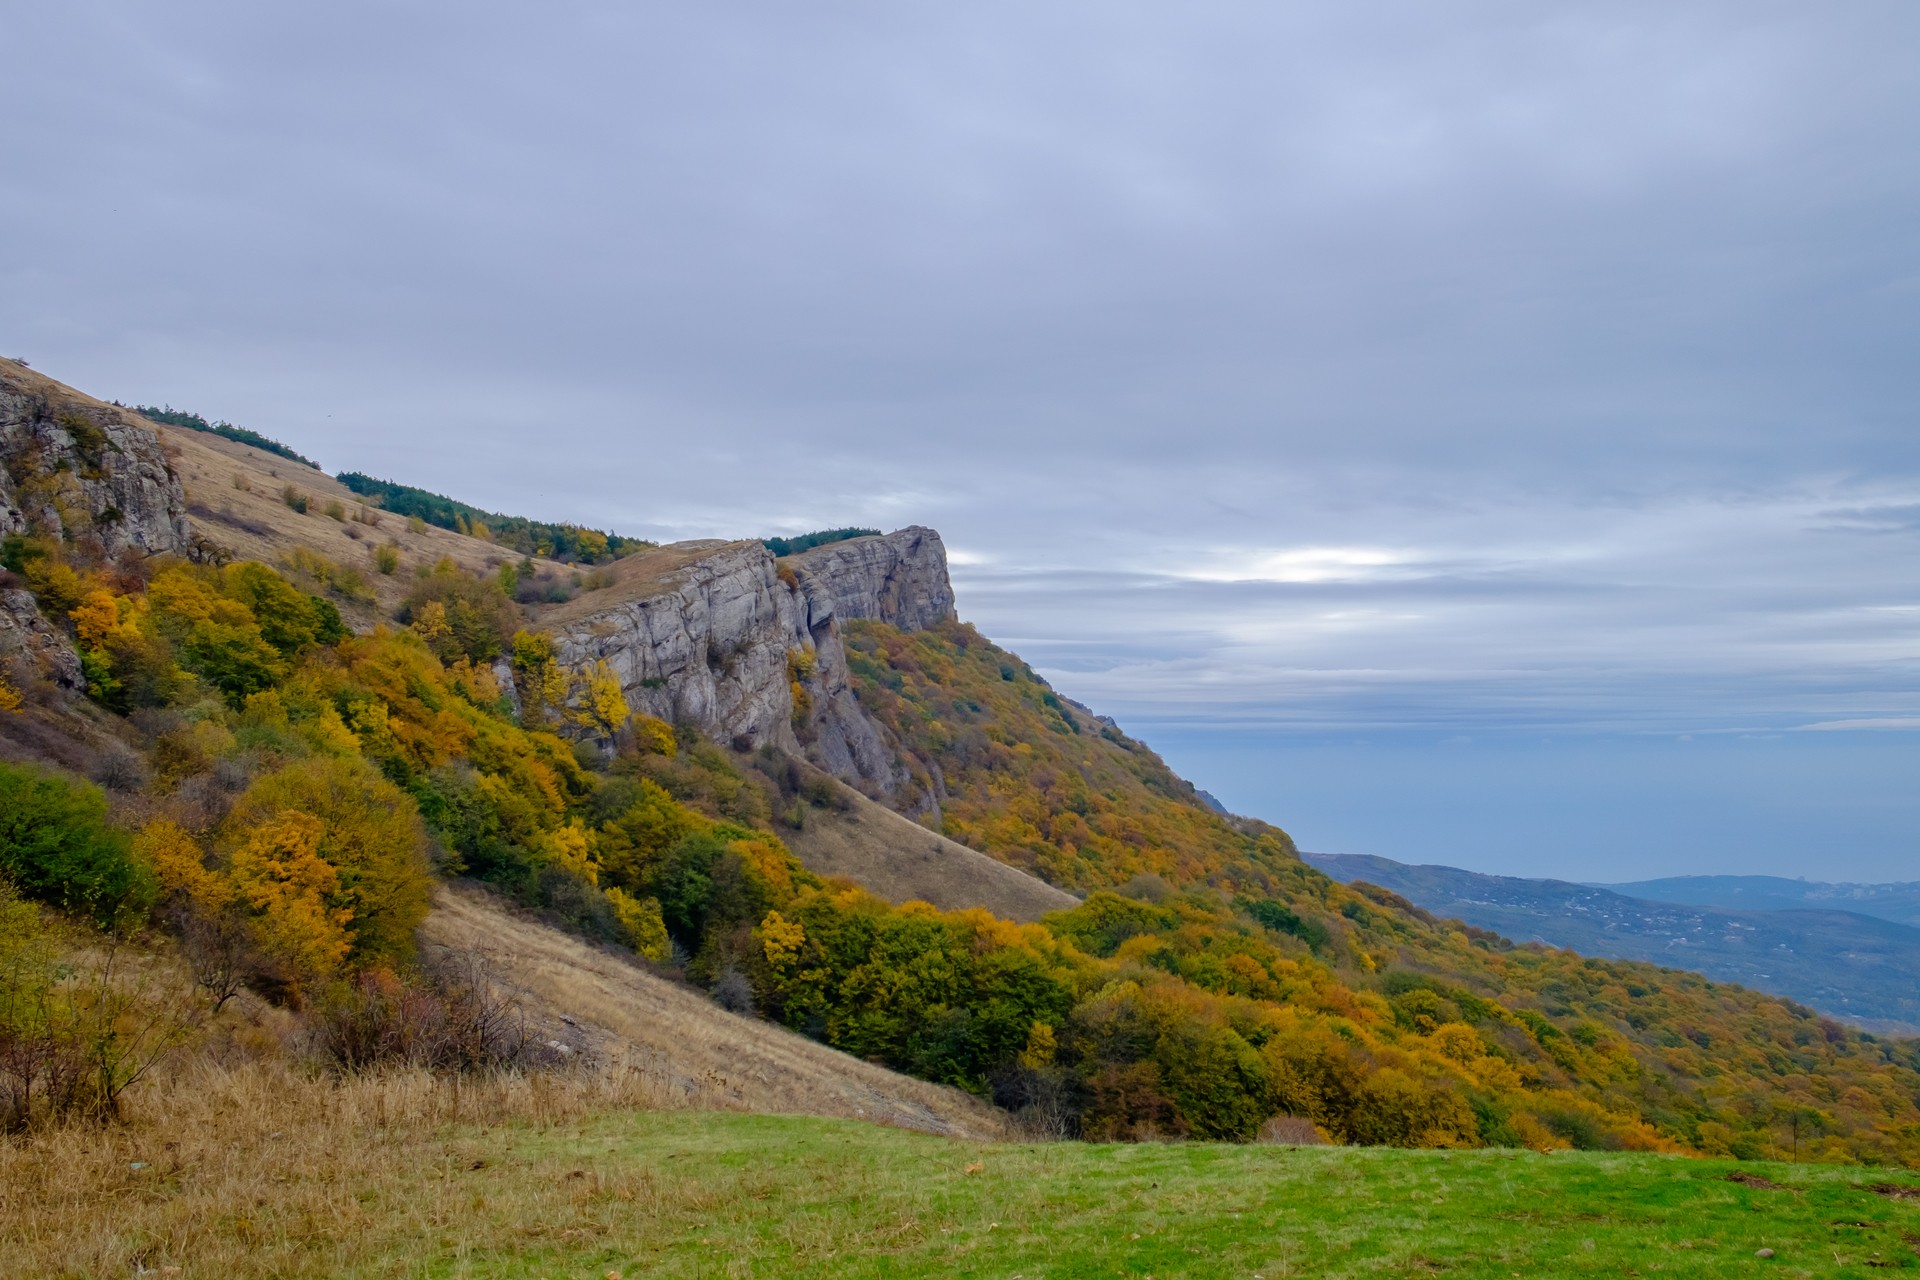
[5,3,1916,881]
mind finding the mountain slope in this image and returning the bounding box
[841,616,1920,1161]
[9,357,1920,1165]
[1606,875,1920,928]
[420,883,1005,1138]
[1306,852,1920,1033]
[779,778,1079,922]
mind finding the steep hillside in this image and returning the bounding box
[780,777,1079,922]
[841,617,1294,893]
[1307,852,1920,1033]
[842,617,1920,1162]
[422,883,1004,1137]
[0,358,578,625]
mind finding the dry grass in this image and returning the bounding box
[530,539,749,627]
[420,884,1006,1140]
[0,1057,685,1278]
[0,883,1005,1277]
[783,784,1078,924]
[151,423,547,619]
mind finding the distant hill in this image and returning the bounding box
[1304,853,1920,1033]
[1602,875,1920,928]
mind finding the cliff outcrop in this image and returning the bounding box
[1,362,191,559]
[785,526,955,633]
[1,361,195,694]
[542,529,956,797]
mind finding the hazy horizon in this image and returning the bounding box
[7,3,1915,881]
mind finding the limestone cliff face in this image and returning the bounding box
[1,365,192,559]
[785,526,955,633]
[544,528,956,796]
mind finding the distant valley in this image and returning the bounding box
[1304,853,1920,1035]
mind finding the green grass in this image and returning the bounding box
[399,1113,1920,1279]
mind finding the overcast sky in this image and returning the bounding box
[7,3,1916,879]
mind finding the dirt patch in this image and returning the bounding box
[1725,1172,1794,1192]
[1868,1183,1920,1201]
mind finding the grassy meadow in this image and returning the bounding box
[7,1067,1920,1279]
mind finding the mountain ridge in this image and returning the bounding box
[1306,851,1920,1034]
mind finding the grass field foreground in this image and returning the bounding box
[7,1066,1920,1279]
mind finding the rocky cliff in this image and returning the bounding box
[542,528,956,798]
[1,362,191,559]
[1,361,193,692]
[785,526,955,632]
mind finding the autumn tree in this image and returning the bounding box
[224,757,433,969]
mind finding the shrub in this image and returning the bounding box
[1259,1114,1331,1145]
[0,763,155,926]
[398,561,521,663]
[0,887,197,1130]
[280,485,309,514]
[307,960,541,1073]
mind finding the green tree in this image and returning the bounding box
[0,763,154,925]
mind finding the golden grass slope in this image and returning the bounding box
[420,882,1006,1140]
[783,781,1079,923]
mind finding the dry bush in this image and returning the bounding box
[0,932,200,1132]
[305,956,552,1073]
[1258,1114,1331,1145]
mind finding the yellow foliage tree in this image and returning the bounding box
[224,757,432,968]
[579,659,631,738]
[531,819,599,884]
[137,819,232,913]
[69,589,125,648]
[630,713,676,757]
[409,599,453,649]
[759,909,806,972]
[606,887,671,961]
[228,810,354,988]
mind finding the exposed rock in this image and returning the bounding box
[1,362,192,559]
[0,587,83,692]
[786,526,955,632]
[542,527,957,797]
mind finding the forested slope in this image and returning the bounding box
[840,618,1920,1162]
